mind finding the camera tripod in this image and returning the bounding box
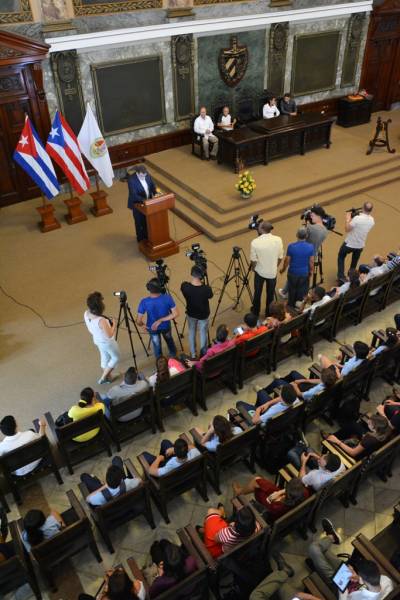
[116,296,149,371]
[211,247,254,326]
[312,247,324,288]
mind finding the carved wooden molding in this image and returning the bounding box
[72,0,161,15]
[0,30,50,67]
[0,0,33,24]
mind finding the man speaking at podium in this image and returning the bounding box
[127,165,157,242]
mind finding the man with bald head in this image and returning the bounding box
[194,106,219,160]
[250,221,284,317]
[337,201,375,283]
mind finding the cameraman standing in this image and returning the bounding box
[250,221,284,317]
[337,202,375,284]
[306,206,328,256]
[181,266,213,359]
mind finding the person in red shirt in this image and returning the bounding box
[234,313,268,346]
[232,476,309,523]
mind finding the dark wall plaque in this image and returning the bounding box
[91,56,166,136]
[292,31,341,96]
[171,34,195,121]
[341,13,366,87]
[268,23,289,96]
[51,50,85,135]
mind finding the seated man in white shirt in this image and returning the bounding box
[145,437,200,477]
[81,456,140,507]
[0,415,47,476]
[296,450,345,491]
[299,286,332,315]
[217,105,236,131]
[263,97,280,119]
[193,106,219,160]
[309,519,394,600]
[100,366,149,422]
[319,340,370,378]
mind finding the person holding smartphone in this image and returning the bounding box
[233,313,268,347]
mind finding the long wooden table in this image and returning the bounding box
[216,113,335,173]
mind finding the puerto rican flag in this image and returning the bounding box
[46,110,90,195]
[13,116,60,200]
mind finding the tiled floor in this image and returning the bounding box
[5,302,400,600]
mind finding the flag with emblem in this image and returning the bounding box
[46,110,90,195]
[77,103,114,188]
[13,115,60,200]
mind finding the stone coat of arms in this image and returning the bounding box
[218,36,248,88]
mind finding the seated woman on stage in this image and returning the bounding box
[263,97,280,119]
[217,105,237,131]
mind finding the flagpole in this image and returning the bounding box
[40,192,47,209]
[95,173,101,193]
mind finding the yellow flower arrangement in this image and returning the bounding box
[235,170,256,197]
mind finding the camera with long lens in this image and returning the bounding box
[248,214,263,231]
[301,204,336,231]
[148,258,169,290]
[346,207,362,219]
[185,243,207,274]
[113,290,127,303]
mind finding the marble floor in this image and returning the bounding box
[5,301,400,600]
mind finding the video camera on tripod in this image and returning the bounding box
[148,259,169,292]
[248,214,263,231]
[301,204,337,231]
[185,243,208,276]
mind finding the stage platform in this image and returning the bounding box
[145,116,400,241]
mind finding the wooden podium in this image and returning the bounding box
[136,193,179,260]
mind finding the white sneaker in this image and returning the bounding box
[278,288,288,298]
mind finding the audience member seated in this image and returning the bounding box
[280,93,297,116]
[144,437,200,477]
[308,518,394,599]
[262,301,292,329]
[370,327,399,357]
[237,384,300,426]
[232,476,309,523]
[185,324,235,371]
[201,504,259,558]
[148,356,186,388]
[325,414,393,459]
[79,566,145,600]
[234,312,268,344]
[367,248,400,274]
[330,268,361,296]
[217,105,236,131]
[80,456,140,507]
[192,415,242,452]
[319,340,370,377]
[263,97,280,119]
[193,106,219,160]
[100,366,149,421]
[144,539,197,598]
[376,387,400,433]
[298,286,332,314]
[0,415,47,476]
[67,387,105,442]
[263,366,338,403]
[21,508,64,552]
[287,446,345,491]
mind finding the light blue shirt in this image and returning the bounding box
[22,515,61,552]
[341,356,363,376]
[157,448,201,476]
[204,427,242,452]
[260,399,301,425]
[86,477,140,506]
[302,382,325,402]
[371,344,386,357]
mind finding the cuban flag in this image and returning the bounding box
[46,110,90,195]
[13,116,60,200]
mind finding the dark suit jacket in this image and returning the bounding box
[127,173,156,210]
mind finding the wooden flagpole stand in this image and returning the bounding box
[36,194,61,233]
[64,183,87,225]
[90,174,113,217]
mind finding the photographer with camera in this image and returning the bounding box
[304,206,329,255]
[337,202,375,284]
[181,265,213,359]
[84,291,120,385]
[250,221,284,317]
[137,278,179,359]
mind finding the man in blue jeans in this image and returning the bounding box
[137,278,179,358]
[279,228,314,308]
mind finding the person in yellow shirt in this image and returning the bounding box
[68,387,105,442]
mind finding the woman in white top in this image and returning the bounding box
[263,97,280,119]
[84,291,120,384]
[193,415,242,452]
